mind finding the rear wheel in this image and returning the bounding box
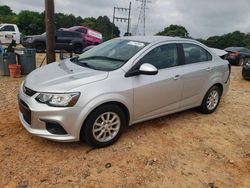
[199,86,222,114]
[73,44,83,54]
[35,42,45,53]
[81,104,126,147]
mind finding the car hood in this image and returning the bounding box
[24,59,108,92]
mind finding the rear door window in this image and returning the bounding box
[183,43,212,64]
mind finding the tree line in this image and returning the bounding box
[1,5,250,49]
[157,24,250,49]
[0,5,120,41]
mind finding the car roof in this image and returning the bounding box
[119,35,193,44]
[224,47,250,53]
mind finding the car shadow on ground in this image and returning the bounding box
[28,107,200,151]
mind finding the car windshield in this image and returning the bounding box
[72,39,148,71]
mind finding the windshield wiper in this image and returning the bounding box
[81,62,97,70]
[70,57,98,70]
[79,56,125,62]
[70,56,79,62]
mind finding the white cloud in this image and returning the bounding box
[1,0,250,38]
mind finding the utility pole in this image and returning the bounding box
[112,2,132,37]
[45,0,55,64]
[127,2,132,34]
[136,0,151,36]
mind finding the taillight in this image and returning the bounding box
[230,52,240,57]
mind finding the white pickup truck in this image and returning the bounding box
[0,23,21,44]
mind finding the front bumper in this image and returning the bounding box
[18,85,83,142]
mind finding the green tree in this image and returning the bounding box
[17,10,45,35]
[157,24,189,38]
[0,5,17,24]
[0,5,14,15]
[95,16,120,40]
[203,31,250,49]
[0,4,121,39]
[82,17,97,29]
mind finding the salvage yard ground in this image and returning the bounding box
[0,55,249,187]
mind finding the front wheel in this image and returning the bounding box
[199,86,222,114]
[81,104,126,147]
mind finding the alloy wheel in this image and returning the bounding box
[92,112,121,142]
[206,90,219,111]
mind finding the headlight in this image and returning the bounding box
[36,92,80,107]
[246,62,250,66]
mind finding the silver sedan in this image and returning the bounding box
[18,36,230,147]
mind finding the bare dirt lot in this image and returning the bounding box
[0,61,249,187]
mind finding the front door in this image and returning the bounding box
[132,43,183,121]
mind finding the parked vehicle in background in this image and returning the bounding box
[242,60,250,80]
[22,30,86,54]
[0,24,20,44]
[224,47,250,66]
[63,26,103,45]
[209,48,228,59]
[18,36,230,147]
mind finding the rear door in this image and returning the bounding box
[132,43,184,121]
[179,43,213,108]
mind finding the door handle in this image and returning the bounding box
[12,33,16,35]
[173,75,181,80]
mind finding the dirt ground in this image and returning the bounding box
[0,58,249,187]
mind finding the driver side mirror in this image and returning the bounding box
[125,63,158,77]
[139,63,158,75]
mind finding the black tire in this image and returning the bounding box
[81,104,126,148]
[35,42,45,53]
[199,85,222,114]
[73,44,83,54]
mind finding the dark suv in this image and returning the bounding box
[22,30,86,54]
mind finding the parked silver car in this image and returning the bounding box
[18,36,230,147]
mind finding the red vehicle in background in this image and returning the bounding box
[63,26,103,46]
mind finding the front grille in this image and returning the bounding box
[23,86,36,96]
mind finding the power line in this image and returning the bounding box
[136,0,151,36]
[112,2,132,37]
